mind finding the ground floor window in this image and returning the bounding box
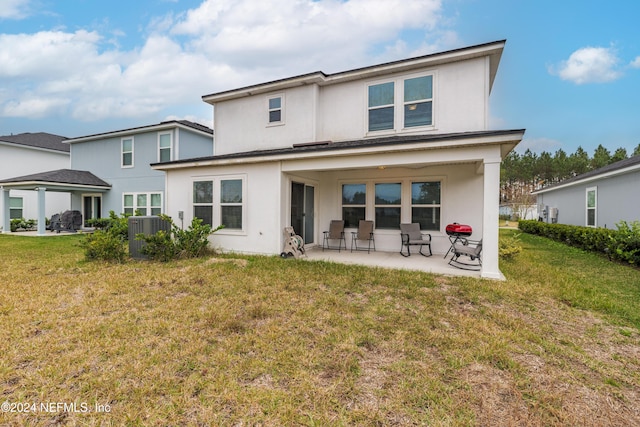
[586,186,597,227]
[342,183,366,228]
[193,176,245,230]
[123,192,162,216]
[9,197,23,219]
[411,181,441,231]
[341,179,442,231]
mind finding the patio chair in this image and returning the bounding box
[350,220,376,253]
[448,239,482,271]
[399,223,432,257]
[322,220,346,252]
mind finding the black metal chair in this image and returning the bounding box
[399,223,432,257]
[448,239,482,270]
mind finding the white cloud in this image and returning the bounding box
[0,0,31,19]
[631,56,640,69]
[551,46,622,84]
[0,0,451,123]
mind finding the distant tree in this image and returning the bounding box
[535,151,553,187]
[552,148,571,183]
[633,143,640,157]
[569,146,590,176]
[591,144,611,169]
[610,147,628,164]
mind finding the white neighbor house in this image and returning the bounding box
[0,133,71,231]
[153,40,525,279]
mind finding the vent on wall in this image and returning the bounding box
[128,216,171,259]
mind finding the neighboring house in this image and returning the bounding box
[153,40,525,279]
[0,132,71,230]
[533,154,640,228]
[0,121,213,234]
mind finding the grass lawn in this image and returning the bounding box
[0,230,638,426]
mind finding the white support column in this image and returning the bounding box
[1,187,10,233]
[481,159,502,279]
[36,187,47,236]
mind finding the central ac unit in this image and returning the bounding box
[128,216,171,259]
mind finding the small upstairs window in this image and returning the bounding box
[404,75,433,128]
[158,132,172,162]
[268,95,284,125]
[122,137,134,168]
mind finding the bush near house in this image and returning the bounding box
[136,215,224,261]
[10,218,38,232]
[79,211,129,262]
[519,219,640,266]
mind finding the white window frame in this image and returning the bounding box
[341,183,367,228]
[374,182,402,230]
[365,71,436,136]
[586,186,597,227]
[123,192,163,216]
[158,132,173,163]
[9,196,23,219]
[338,177,444,233]
[410,181,441,231]
[192,175,247,234]
[121,137,134,168]
[267,94,285,126]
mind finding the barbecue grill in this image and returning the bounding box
[444,223,473,258]
[445,223,472,237]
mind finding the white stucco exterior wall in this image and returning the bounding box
[0,144,70,230]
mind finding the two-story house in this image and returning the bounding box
[1,121,213,234]
[65,120,214,222]
[152,40,525,279]
[0,132,71,231]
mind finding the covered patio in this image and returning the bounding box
[303,246,485,279]
[0,169,111,235]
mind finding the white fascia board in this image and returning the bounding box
[533,164,640,194]
[0,181,110,191]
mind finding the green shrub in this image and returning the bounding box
[499,233,523,260]
[136,215,224,262]
[78,229,127,263]
[519,220,640,266]
[10,218,37,232]
[79,211,129,262]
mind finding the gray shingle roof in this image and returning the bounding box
[65,120,213,143]
[152,129,525,167]
[0,132,70,152]
[0,169,110,187]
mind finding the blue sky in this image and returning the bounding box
[1,0,639,155]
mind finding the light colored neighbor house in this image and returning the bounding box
[0,121,213,234]
[533,154,640,228]
[153,40,525,279]
[0,133,71,230]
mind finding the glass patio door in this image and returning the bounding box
[291,182,315,244]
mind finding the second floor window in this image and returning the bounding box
[368,74,434,133]
[158,133,172,162]
[268,96,283,124]
[368,82,394,131]
[122,137,133,167]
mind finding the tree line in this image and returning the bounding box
[501,143,640,206]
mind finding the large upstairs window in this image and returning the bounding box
[367,74,434,133]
